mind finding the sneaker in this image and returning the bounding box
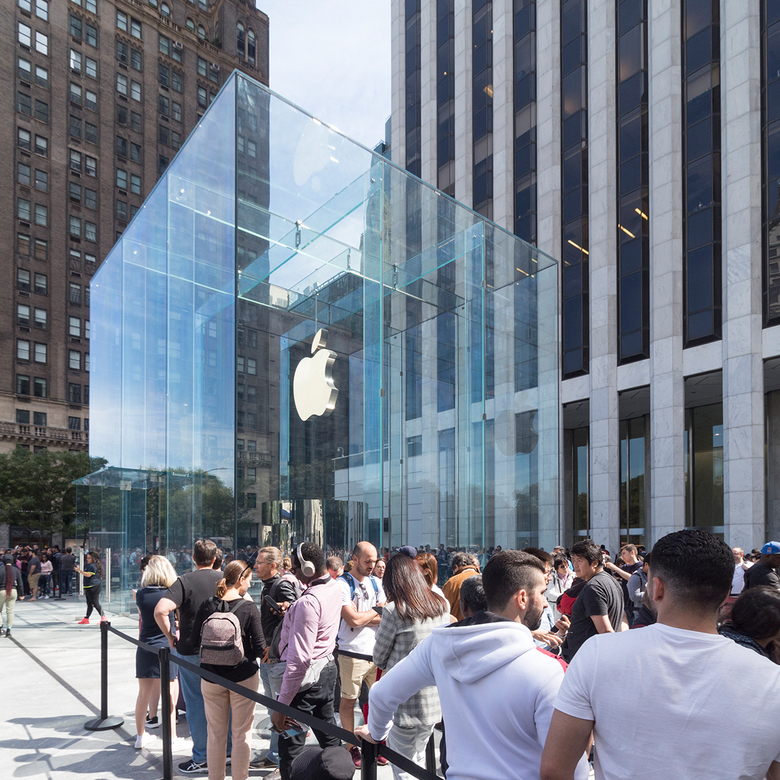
[100,616,108,623]
[0,628,4,637]
[5,630,11,638]
[77,618,89,625]
[134,733,157,749]
[377,754,389,766]
[170,737,191,753]
[250,756,278,768]
[145,716,160,729]
[44,595,50,599]
[350,746,361,769]
[177,759,207,774]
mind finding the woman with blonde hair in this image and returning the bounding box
[191,560,264,780]
[133,555,182,749]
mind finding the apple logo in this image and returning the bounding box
[293,328,339,421]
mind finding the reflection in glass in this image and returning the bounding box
[685,403,724,532]
[619,416,647,546]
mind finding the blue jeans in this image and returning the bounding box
[60,571,73,595]
[176,651,231,764]
[258,662,280,763]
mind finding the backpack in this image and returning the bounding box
[340,572,379,602]
[267,577,296,662]
[199,599,245,666]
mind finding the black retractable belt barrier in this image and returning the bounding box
[84,621,125,731]
[103,624,442,780]
[159,647,173,780]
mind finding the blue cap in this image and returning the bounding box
[397,545,417,559]
[761,541,780,554]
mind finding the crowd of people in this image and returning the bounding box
[5,531,780,780]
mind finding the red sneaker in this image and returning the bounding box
[377,754,389,766]
[350,746,361,769]
[77,618,89,625]
[100,616,108,623]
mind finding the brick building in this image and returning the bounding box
[0,0,268,454]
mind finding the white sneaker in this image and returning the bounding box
[170,737,191,753]
[134,732,157,749]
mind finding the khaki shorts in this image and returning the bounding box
[337,654,377,700]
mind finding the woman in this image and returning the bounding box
[38,553,52,599]
[414,552,446,599]
[0,554,23,638]
[192,560,263,780]
[719,586,780,662]
[373,555,450,780]
[133,555,183,749]
[75,551,104,624]
[373,559,386,580]
[546,555,575,619]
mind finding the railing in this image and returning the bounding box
[0,421,89,444]
[93,622,441,780]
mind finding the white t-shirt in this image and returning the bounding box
[731,564,746,594]
[555,623,780,780]
[336,573,386,657]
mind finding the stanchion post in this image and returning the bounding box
[84,621,124,731]
[425,732,437,776]
[159,647,173,780]
[361,740,378,780]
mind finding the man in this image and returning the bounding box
[524,547,564,652]
[336,542,386,768]
[604,544,643,623]
[731,546,752,597]
[154,539,223,775]
[743,541,780,590]
[541,529,780,780]
[560,539,624,662]
[27,549,41,601]
[256,546,300,772]
[325,556,344,579]
[355,551,588,780]
[459,575,486,619]
[59,547,76,596]
[271,542,342,780]
[441,552,480,621]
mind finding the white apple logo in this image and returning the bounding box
[293,328,339,421]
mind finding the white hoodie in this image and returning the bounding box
[367,613,589,780]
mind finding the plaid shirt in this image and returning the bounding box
[372,601,449,728]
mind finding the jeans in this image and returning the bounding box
[39,574,50,596]
[60,571,73,595]
[278,658,340,780]
[176,651,232,764]
[258,662,281,763]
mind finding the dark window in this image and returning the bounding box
[17,92,32,116]
[16,410,30,424]
[17,375,30,395]
[68,383,81,403]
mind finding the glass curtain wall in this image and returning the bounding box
[684,403,724,534]
[83,73,559,610]
[763,0,780,324]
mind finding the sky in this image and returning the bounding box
[256,0,392,150]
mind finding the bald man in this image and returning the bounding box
[337,542,387,767]
[731,547,752,597]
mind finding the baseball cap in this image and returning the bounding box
[761,541,780,554]
[290,746,355,780]
[397,545,417,558]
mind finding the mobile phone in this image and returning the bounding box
[372,605,384,615]
[264,594,282,613]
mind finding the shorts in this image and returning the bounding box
[136,643,177,680]
[337,654,377,700]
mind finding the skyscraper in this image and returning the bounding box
[0,0,268,455]
[393,0,779,549]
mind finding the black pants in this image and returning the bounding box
[84,585,103,618]
[278,659,340,780]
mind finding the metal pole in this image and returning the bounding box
[105,548,111,604]
[361,740,378,780]
[84,621,124,730]
[159,647,173,780]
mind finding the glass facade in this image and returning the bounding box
[406,0,422,178]
[616,0,649,362]
[437,0,455,196]
[763,0,780,324]
[473,0,493,218]
[561,0,589,378]
[682,0,722,346]
[80,72,559,611]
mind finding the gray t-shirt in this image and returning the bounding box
[59,554,76,572]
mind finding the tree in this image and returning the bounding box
[0,449,105,539]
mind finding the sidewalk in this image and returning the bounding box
[2,595,393,779]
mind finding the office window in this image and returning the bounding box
[159,124,169,145]
[34,204,47,227]
[159,94,169,115]
[130,17,141,38]
[18,128,31,150]
[172,101,182,122]
[85,221,97,242]
[116,169,128,189]
[130,110,142,132]
[158,63,169,87]
[116,200,127,220]
[68,417,81,431]
[35,0,48,21]
[248,29,256,65]
[17,305,31,326]
[17,269,31,291]
[130,143,141,163]
[69,14,81,38]
[130,80,141,101]
[68,383,81,403]
[17,375,30,395]
[17,340,30,361]
[116,135,128,157]
[16,409,30,425]
[34,169,47,192]
[34,273,47,294]
[85,21,97,46]
[85,56,97,78]
[131,48,142,70]
[35,135,47,156]
[70,182,82,202]
[18,22,32,47]
[85,188,97,209]
[35,65,48,88]
[34,412,46,426]
[131,174,141,194]
[69,215,81,236]
[34,99,47,122]
[35,31,48,55]
[117,73,128,95]
[70,115,82,138]
[18,234,31,256]
[18,163,31,186]
[34,308,46,328]
[69,350,81,370]
[18,199,31,222]
[18,92,32,117]
[85,121,97,144]
[85,155,97,176]
[116,10,127,30]
[69,316,81,336]
[172,72,182,92]
[197,86,207,108]
[34,343,46,363]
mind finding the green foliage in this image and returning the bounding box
[0,449,105,536]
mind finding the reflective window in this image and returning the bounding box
[405,0,421,177]
[764,0,780,323]
[473,0,493,219]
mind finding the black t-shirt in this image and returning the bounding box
[744,562,780,590]
[191,596,264,682]
[59,554,76,572]
[84,562,101,588]
[260,574,299,644]
[164,568,223,655]
[562,570,624,662]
